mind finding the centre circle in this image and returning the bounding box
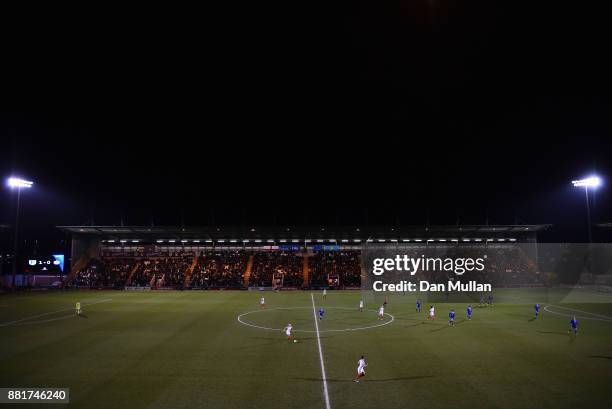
[237,306,394,333]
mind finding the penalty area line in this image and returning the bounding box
[543,305,612,322]
[311,293,331,409]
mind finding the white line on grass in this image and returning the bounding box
[543,305,612,322]
[311,293,331,409]
[550,304,612,320]
[12,314,77,326]
[0,298,112,327]
[237,306,395,333]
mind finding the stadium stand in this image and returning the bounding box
[129,251,193,288]
[309,251,361,288]
[73,258,135,288]
[190,250,248,289]
[60,225,554,290]
[70,245,550,290]
[249,251,303,288]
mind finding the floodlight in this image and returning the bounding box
[572,176,601,188]
[572,175,602,243]
[7,177,33,188]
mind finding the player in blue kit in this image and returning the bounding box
[448,309,456,326]
[416,299,422,313]
[569,316,578,335]
[534,303,540,319]
[466,305,472,320]
[319,307,325,320]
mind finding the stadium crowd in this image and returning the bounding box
[309,251,361,288]
[72,258,135,288]
[249,252,303,288]
[190,251,248,289]
[129,251,193,288]
[69,244,549,290]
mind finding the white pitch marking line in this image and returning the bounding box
[0,298,112,327]
[311,293,331,409]
[237,306,395,333]
[543,305,612,322]
[547,304,612,320]
[12,314,76,326]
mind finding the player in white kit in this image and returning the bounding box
[429,305,435,320]
[260,296,265,309]
[354,356,367,382]
[323,288,327,298]
[283,323,294,341]
[378,305,385,320]
[359,299,364,312]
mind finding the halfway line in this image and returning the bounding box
[311,293,331,409]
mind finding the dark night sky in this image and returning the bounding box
[1,1,612,250]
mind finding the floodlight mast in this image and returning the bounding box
[571,176,601,243]
[6,177,34,289]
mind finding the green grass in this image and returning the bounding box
[1,289,611,409]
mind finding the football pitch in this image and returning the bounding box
[1,289,611,409]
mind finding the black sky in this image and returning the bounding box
[1,1,612,249]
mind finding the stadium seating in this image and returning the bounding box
[129,251,193,288]
[72,258,135,288]
[309,251,361,288]
[70,244,545,290]
[249,252,303,288]
[189,251,248,289]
